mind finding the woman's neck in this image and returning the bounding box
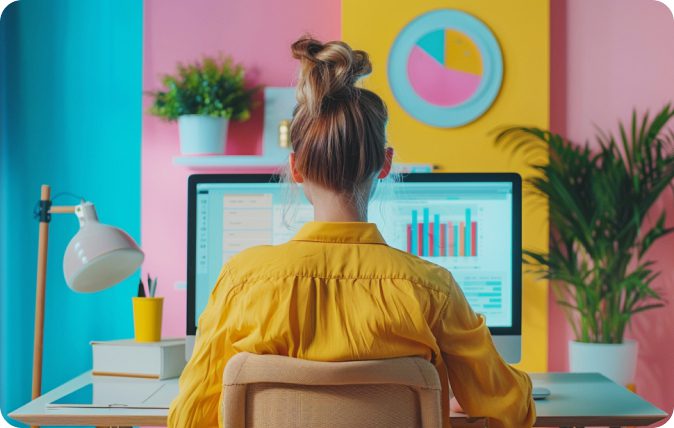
[313,201,367,222]
[306,183,368,222]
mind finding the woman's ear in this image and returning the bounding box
[378,147,394,179]
[289,152,304,183]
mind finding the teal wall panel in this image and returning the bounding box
[0,1,143,425]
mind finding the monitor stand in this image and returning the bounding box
[492,335,521,364]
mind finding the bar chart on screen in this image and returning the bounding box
[371,190,513,327]
[404,207,480,258]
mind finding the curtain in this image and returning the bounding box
[0,1,142,425]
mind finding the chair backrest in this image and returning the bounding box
[221,352,442,428]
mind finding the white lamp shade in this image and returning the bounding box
[63,202,144,292]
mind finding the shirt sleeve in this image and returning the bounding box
[434,274,535,428]
[167,266,238,428]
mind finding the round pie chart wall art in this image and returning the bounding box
[408,29,482,107]
[389,10,503,127]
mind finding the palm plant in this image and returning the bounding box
[496,105,674,343]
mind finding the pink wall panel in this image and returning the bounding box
[549,0,674,416]
[141,0,341,336]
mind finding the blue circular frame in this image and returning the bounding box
[388,9,503,128]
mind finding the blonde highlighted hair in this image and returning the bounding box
[289,36,389,194]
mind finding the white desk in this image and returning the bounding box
[9,372,175,427]
[9,372,668,427]
[528,372,667,428]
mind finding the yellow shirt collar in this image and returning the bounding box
[292,221,387,245]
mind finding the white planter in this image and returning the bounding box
[569,340,638,386]
[178,115,229,155]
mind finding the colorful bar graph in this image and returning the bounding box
[465,209,471,256]
[411,210,418,255]
[405,209,478,258]
[459,221,465,256]
[417,223,423,257]
[433,215,440,256]
[440,223,447,257]
[429,222,434,257]
[471,222,477,257]
[422,208,430,256]
[406,224,412,253]
[448,222,454,256]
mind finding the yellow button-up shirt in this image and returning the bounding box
[168,222,535,428]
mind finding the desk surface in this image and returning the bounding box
[529,372,667,427]
[9,372,173,427]
[9,371,668,427]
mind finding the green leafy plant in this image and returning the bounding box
[496,105,674,343]
[148,55,258,121]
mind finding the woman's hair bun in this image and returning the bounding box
[292,36,372,115]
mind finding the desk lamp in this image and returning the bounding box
[31,184,144,406]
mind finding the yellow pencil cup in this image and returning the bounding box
[132,297,163,342]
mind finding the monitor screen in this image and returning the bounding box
[188,173,521,337]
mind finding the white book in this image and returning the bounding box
[91,338,186,380]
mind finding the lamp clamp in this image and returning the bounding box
[36,200,52,223]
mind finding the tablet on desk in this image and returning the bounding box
[47,380,177,409]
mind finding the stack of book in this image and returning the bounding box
[91,338,186,380]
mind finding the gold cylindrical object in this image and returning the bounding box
[278,119,290,148]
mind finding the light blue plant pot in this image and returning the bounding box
[178,115,228,155]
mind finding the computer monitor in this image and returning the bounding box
[186,173,522,363]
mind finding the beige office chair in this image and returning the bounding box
[221,352,442,428]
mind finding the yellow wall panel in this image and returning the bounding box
[343,0,550,372]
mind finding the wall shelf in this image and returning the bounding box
[172,87,295,170]
[173,155,433,173]
[172,155,284,169]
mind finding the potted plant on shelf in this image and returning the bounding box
[148,55,258,155]
[496,104,674,386]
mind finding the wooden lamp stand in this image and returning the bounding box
[32,184,77,405]
[25,184,143,428]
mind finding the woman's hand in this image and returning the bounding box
[450,396,464,414]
